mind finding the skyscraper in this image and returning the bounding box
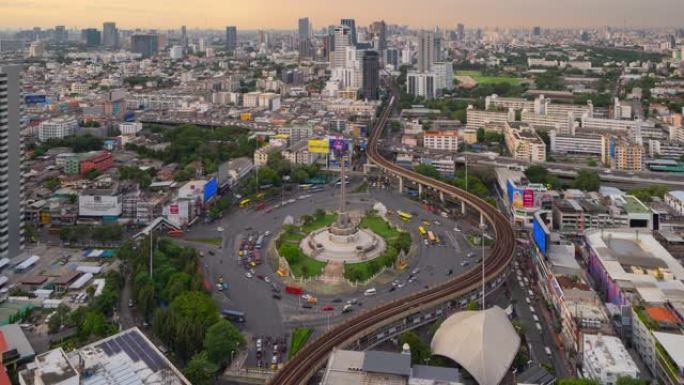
[81,28,101,47]
[457,23,465,41]
[417,30,434,73]
[298,17,312,60]
[0,65,24,260]
[54,25,67,42]
[102,22,118,48]
[331,26,350,68]
[225,26,237,53]
[341,19,357,46]
[131,34,159,58]
[181,25,188,52]
[370,21,387,50]
[362,50,380,100]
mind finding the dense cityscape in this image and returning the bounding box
[2,3,684,385]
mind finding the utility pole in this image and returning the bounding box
[480,222,486,310]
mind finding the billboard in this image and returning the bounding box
[532,216,548,257]
[78,195,122,217]
[203,177,218,202]
[523,189,535,208]
[308,139,330,154]
[329,137,350,153]
[25,94,47,105]
[508,180,524,208]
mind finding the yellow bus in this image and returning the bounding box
[239,199,251,208]
[418,226,427,237]
[427,231,436,243]
[398,211,413,222]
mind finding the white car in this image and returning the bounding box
[264,276,271,283]
[217,227,224,232]
[245,272,254,278]
[453,227,461,232]
[264,231,271,237]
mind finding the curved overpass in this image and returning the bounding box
[268,96,516,385]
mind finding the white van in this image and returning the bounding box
[544,347,552,356]
[364,288,377,296]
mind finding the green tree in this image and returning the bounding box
[586,159,598,167]
[314,208,326,219]
[414,164,441,180]
[557,379,600,385]
[183,351,218,385]
[476,127,486,143]
[524,165,549,184]
[574,170,601,191]
[615,377,648,385]
[399,331,431,365]
[203,320,245,365]
[627,185,669,203]
[465,301,479,311]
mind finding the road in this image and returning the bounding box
[183,178,477,367]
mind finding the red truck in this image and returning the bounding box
[285,285,303,295]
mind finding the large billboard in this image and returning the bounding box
[329,137,350,153]
[308,139,330,154]
[204,177,218,202]
[523,189,535,208]
[25,94,47,105]
[532,215,548,257]
[78,195,122,217]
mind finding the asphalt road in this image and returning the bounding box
[184,178,480,367]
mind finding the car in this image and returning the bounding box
[302,304,312,309]
[245,226,253,231]
[256,339,263,351]
[424,239,429,246]
[408,276,417,284]
[257,274,264,280]
[411,268,420,275]
[128,299,134,308]
[461,261,469,267]
[347,298,358,305]
[216,283,224,291]
[396,282,405,288]
[245,272,254,278]
[217,227,224,232]
[453,227,461,232]
[389,287,396,292]
[342,304,353,313]
[264,230,271,237]
[208,251,215,256]
[272,293,282,300]
[321,305,335,311]
[331,298,343,303]
[264,276,272,283]
[302,294,312,300]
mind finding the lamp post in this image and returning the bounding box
[480,222,486,310]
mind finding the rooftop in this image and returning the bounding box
[19,348,78,385]
[583,334,639,376]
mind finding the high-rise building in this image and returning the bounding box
[54,25,67,42]
[0,65,24,260]
[181,25,188,52]
[457,23,465,40]
[434,35,442,62]
[81,28,101,47]
[417,30,434,73]
[130,34,159,58]
[370,21,387,50]
[225,26,237,53]
[298,17,311,41]
[533,26,542,36]
[362,50,380,100]
[341,19,357,46]
[102,22,118,48]
[331,26,350,68]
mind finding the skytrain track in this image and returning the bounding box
[268,95,516,385]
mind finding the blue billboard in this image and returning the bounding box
[329,137,350,153]
[532,216,548,257]
[25,94,47,105]
[204,177,218,202]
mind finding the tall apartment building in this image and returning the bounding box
[225,26,237,53]
[503,122,547,162]
[81,28,101,47]
[331,27,350,69]
[340,19,357,46]
[601,136,643,171]
[406,72,436,99]
[0,66,24,260]
[298,17,312,60]
[417,30,434,73]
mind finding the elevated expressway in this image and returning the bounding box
[268,96,516,385]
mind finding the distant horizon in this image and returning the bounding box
[0,0,683,30]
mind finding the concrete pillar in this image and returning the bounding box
[461,201,466,215]
[480,212,485,227]
[398,176,403,193]
[418,184,423,197]
[439,191,444,203]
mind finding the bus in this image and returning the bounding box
[255,235,264,249]
[418,226,427,237]
[398,211,413,222]
[222,309,246,323]
[427,231,436,243]
[239,199,251,208]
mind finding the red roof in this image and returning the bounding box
[646,306,679,324]
[0,331,8,354]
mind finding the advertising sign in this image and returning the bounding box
[25,94,47,105]
[203,177,218,202]
[329,137,349,153]
[523,189,535,208]
[308,138,330,154]
[170,204,179,215]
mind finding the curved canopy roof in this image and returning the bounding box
[431,306,520,385]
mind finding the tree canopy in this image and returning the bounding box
[574,170,601,191]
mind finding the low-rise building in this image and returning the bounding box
[80,151,113,175]
[423,130,459,152]
[503,122,546,162]
[582,334,639,384]
[38,116,78,142]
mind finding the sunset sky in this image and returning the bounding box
[0,0,682,30]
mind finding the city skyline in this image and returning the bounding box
[0,0,683,30]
